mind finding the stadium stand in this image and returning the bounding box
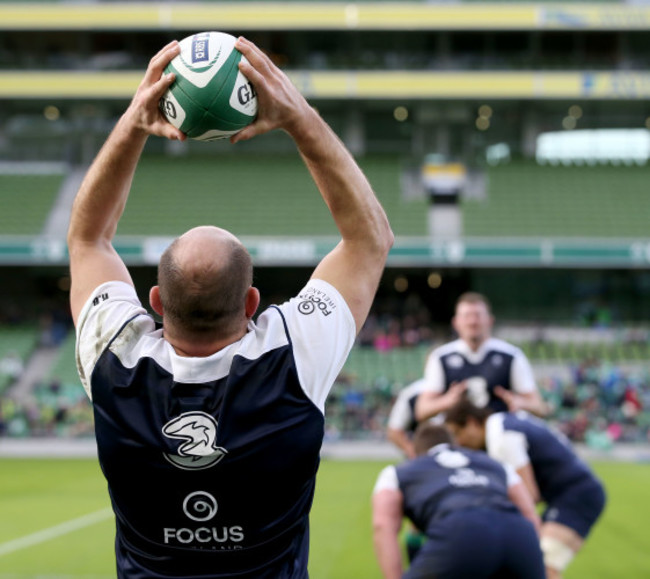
[0,174,64,235]
[118,154,428,237]
[463,162,650,238]
[0,0,649,454]
[0,325,38,394]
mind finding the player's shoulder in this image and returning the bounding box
[499,410,540,435]
[397,378,429,399]
[484,337,526,358]
[429,339,464,358]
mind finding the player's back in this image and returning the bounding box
[489,411,596,502]
[93,309,321,578]
[395,444,516,537]
[78,278,357,579]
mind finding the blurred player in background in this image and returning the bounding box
[385,377,430,561]
[67,38,393,578]
[372,423,544,579]
[387,378,429,459]
[445,399,606,579]
[416,292,547,423]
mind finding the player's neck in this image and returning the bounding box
[164,324,248,357]
[464,335,488,352]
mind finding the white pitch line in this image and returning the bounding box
[0,508,113,558]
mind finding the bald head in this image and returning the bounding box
[158,226,254,337]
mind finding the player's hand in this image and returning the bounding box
[494,386,524,412]
[124,41,186,141]
[231,37,314,143]
[443,381,467,409]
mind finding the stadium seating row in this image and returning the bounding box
[4,159,650,239]
[0,325,38,394]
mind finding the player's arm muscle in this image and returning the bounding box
[509,481,541,534]
[386,428,416,459]
[372,489,404,579]
[67,42,184,326]
[232,41,392,334]
[300,120,393,333]
[517,463,542,504]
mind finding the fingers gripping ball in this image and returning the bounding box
[159,32,258,141]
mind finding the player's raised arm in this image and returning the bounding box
[67,41,185,326]
[233,37,394,333]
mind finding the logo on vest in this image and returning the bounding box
[183,491,218,522]
[446,354,464,369]
[162,411,227,470]
[163,490,245,548]
[449,468,490,488]
[435,449,470,469]
[491,354,503,367]
[465,376,489,408]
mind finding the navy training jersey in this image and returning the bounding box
[374,444,520,538]
[75,279,355,578]
[424,337,537,412]
[486,412,599,503]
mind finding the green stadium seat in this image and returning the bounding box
[0,325,38,393]
[117,154,428,237]
[463,162,650,238]
[0,175,63,235]
[44,330,82,393]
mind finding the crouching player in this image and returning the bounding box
[445,399,606,579]
[372,423,545,579]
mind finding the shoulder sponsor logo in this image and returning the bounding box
[162,411,227,470]
[297,287,336,317]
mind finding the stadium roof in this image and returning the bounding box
[0,2,649,31]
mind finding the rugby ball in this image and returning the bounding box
[159,31,258,141]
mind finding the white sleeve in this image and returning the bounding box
[387,391,412,430]
[510,350,537,394]
[277,278,356,413]
[485,414,531,470]
[75,281,147,400]
[373,465,399,494]
[423,351,445,393]
[503,463,523,487]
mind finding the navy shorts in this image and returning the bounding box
[543,476,606,539]
[404,507,545,579]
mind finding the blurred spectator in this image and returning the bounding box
[0,350,24,382]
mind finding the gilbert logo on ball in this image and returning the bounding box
[159,31,258,141]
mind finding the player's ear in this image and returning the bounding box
[149,286,164,316]
[245,286,260,319]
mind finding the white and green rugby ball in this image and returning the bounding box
[159,31,258,141]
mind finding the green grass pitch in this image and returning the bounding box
[0,458,648,578]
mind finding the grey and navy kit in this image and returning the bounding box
[76,279,355,578]
[374,444,545,579]
[486,411,606,538]
[424,337,537,412]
